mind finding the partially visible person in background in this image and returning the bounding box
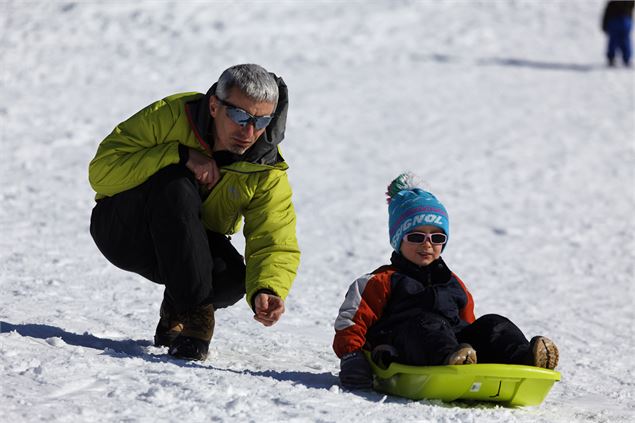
[602,0,634,67]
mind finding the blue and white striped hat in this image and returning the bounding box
[387,173,449,252]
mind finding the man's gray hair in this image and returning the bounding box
[216,64,279,104]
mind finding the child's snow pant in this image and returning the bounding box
[606,16,633,65]
[90,164,246,313]
[387,313,533,366]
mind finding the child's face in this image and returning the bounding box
[400,225,445,267]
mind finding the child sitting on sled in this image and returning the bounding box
[333,173,559,389]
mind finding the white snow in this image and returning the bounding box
[1,0,634,422]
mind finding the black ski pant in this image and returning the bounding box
[90,165,246,313]
[387,313,532,366]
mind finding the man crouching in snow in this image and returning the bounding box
[88,64,300,361]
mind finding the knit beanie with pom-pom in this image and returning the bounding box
[387,172,449,252]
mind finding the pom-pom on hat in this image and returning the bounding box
[387,172,450,252]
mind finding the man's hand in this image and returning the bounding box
[185,149,220,190]
[253,293,285,327]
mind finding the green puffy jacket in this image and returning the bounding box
[89,82,300,307]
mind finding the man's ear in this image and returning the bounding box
[209,95,219,118]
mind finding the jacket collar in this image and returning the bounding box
[390,251,452,286]
[185,75,289,167]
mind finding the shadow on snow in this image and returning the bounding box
[0,320,339,390]
[477,57,599,72]
[0,320,152,355]
[411,52,601,72]
[1,321,507,406]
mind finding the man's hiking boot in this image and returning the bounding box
[168,303,215,361]
[444,343,477,365]
[528,336,559,369]
[154,301,185,348]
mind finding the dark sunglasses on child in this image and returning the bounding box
[217,98,274,130]
[403,232,448,245]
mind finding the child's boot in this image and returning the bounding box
[528,336,559,369]
[444,343,477,365]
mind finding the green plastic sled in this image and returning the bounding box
[364,351,560,407]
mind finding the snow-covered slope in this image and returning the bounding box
[1,1,633,421]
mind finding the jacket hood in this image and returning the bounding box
[187,73,289,166]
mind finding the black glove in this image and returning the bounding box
[339,350,373,389]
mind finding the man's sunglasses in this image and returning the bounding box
[403,232,448,245]
[217,98,273,130]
